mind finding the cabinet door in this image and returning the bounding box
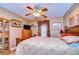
[0,20,3,49]
[4,20,9,49]
[0,19,10,50]
[22,29,32,39]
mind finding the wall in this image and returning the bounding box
[64,3,79,27]
[0,7,32,50]
[50,17,64,37]
[31,17,64,37]
[31,21,38,36]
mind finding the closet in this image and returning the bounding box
[0,18,10,51]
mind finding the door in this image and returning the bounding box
[38,20,50,37]
[41,24,47,37]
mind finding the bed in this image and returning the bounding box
[16,36,79,55]
[16,25,79,55]
[60,25,79,44]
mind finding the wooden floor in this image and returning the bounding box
[0,49,15,55]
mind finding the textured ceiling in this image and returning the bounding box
[0,3,73,20]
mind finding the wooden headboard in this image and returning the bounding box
[66,25,79,36]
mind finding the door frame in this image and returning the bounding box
[38,20,50,37]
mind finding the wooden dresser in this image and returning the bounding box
[16,29,32,46]
[22,29,32,39]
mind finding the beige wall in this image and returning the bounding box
[31,21,38,36]
[50,17,64,36]
[31,17,64,37]
[64,3,79,27]
[0,7,32,50]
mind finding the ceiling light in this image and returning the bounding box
[38,10,41,13]
[33,12,40,17]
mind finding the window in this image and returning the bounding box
[52,23,61,30]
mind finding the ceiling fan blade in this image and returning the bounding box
[25,13,32,16]
[42,8,48,12]
[27,6,34,10]
[42,14,47,18]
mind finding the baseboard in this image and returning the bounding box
[10,47,16,51]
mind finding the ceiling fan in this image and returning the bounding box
[25,4,48,21]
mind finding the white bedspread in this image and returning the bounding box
[16,37,79,55]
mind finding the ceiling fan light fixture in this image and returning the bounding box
[37,13,39,16]
[26,4,48,19]
[33,12,40,17]
[38,10,42,13]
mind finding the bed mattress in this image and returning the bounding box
[16,37,79,55]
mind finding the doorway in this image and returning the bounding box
[38,20,50,37]
[41,24,47,37]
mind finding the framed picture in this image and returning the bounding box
[52,23,61,30]
[69,17,74,26]
[76,14,79,23]
[11,19,22,28]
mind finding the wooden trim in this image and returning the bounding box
[2,19,4,50]
[8,20,10,51]
[38,20,50,37]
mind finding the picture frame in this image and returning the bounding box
[76,14,79,23]
[11,19,22,28]
[52,22,61,30]
[69,17,75,26]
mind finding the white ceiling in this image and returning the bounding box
[0,3,73,20]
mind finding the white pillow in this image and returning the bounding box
[62,36,79,43]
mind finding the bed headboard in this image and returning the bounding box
[66,25,79,36]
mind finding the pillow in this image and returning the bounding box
[62,33,74,37]
[59,33,74,39]
[62,36,79,43]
